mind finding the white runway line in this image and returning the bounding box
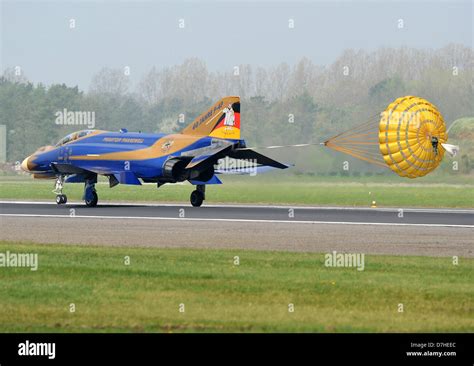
[1,213,473,228]
[0,200,473,214]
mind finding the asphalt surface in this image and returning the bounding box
[1,201,473,226]
[1,201,473,257]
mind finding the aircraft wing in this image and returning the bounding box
[186,140,288,174]
[51,162,91,175]
[52,162,141,187]
[51,162,115,176]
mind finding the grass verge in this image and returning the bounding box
[0,241,472,332]
[1,175,473,207]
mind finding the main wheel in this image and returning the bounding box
[85,191,98,207]
[56,194,67,204]
[190,190,204,207]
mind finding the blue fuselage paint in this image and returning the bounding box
[27,130,244,180]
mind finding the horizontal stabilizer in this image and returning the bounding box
[184,141,234,169]
[186,154,216,169]
[228,149,288,169]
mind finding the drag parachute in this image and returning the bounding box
[324,96,456,178]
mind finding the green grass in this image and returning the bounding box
[0,241,472,332]
[1,174,473,207]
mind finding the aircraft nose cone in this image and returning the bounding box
[21,156,34,172]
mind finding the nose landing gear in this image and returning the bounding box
[55,194,67,204]
[53,175,67,205]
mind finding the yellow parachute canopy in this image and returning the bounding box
[325,96,448,179]
[379,96,447,178]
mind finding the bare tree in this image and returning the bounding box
[89,67,130,96]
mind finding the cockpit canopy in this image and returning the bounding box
[55,130,95,147]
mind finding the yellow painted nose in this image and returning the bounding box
[21,156,34,172]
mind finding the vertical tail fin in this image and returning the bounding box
[181,96,240,139]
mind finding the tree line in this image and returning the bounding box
[1,44,472,175]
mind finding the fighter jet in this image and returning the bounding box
[21,96,287,207]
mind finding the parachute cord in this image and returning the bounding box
[323,113,386,167]
[239,113,384,165]
[322,114,380,144]
[237,142,322,150]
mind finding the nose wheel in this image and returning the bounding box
[56,194,67,204]
[190,184,205,207]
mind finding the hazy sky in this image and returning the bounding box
[1,0,472,90]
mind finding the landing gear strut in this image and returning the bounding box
[190,184,205,207]
[53,175,67,204]
[83,175,98,207]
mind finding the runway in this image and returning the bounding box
[1,201,473,257]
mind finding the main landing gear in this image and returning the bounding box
[83,176,98,207]
[53,175,67,205]
[53,174,99,207]
[190,184,205,207]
